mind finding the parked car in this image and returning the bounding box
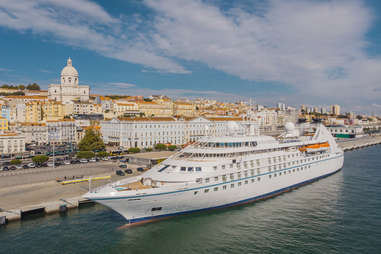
[79,159,88,163]
[119,164,127,168]
[120,159,129,163]
[89,158,96,163]
[71,159,80,164]
[1,166,9,171]
[15,165,22,170]
[125,169,133,174]
[137,167,145,172]
[116,170,125,176]
[22,165,29,169]
[102,157,109,161]
[47,162,55,167]
[9,166,17,170]
[27,163,36,168]
[63,160,71,165]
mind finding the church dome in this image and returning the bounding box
[61,57,78,77]
[60,57,79,86]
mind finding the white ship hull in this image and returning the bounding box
[91,152,344,224]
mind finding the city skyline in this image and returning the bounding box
[1,0,381,114]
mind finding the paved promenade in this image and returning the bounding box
[337,135,381,151]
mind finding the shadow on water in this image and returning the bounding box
[1,146,381,254]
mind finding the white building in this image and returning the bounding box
[100,117,245,149]
[0,133,25,155]
[17,123,48,144]
[47,120,76,144]
[327,125,364,138]
[48,58,90,103]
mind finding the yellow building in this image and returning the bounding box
[137,101,173,117]
[173,101,196,117]
[0,116,8,133]
[25,101,43,123]
[25,100,64,122]
[43,100,64,121]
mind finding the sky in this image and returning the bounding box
[0,0,381,114]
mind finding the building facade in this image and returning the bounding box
[0,133,25,155]
[47,120,76,144]
[100,117,243,149]
[48,58,90,103]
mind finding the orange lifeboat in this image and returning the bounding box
[299,142,330,152]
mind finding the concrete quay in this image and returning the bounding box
[338,135,381,151]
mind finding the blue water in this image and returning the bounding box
[1,146,381,254]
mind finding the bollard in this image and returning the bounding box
[59,204,68,213]
[0,216,6,225]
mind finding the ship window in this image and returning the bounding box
[205,178,210,183]
[214,187,218,191]
[213,166,217,170]
[244,171,248,177]
[194,191,198,195]
[151,207,162,211]
[258,177,261,181]
[274,173,277,177]
[222,165,226,169]
[158,165,170,172]
[257,169,261,174]
[188,167,194,171]
[222,175,227,181]
[223,185,227,190]
[196,178,202,183]
[256,159,260,166]
[251,169,254,175]
[251,178,255,183]
[237,172,241,178]
[181,167,186,171]
[230,164,233,168]
[204,189,209,193]
[214,176,218,181]
[238,182,242,186]
[245,180,248,184]
[196,167,202,171]
[230,174,234,180]
[231,184,234,188]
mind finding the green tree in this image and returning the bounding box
[10,159,22,165]
[18,84,25,90]
[32,155,49,165]
[128,147,141,153]
[76,151,95,159]
[168,145,177,151]
[26,83,40,90]
[97,151,110,157]
[154,143,167,151]
[78,129,105,152]
[145,147,153,152]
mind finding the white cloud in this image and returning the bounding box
[93,83,239,100]
[1,0,381,113]
[109,82,136,88]
[0,68,12,72]
[146,0,380,103]
[0,0,188,74]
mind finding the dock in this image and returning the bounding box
[338,135,381,151]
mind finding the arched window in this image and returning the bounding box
[68,77,72,83]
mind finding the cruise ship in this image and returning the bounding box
[84,122,344,225]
